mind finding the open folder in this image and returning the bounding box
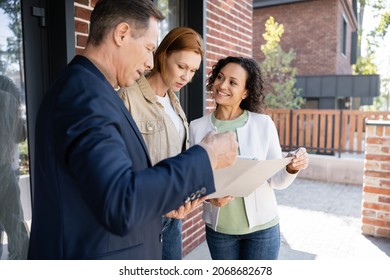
[208,157,293,199]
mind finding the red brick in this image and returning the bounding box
[91,0,98,8]
[366,137,390,145]
[363,186,390,196]
[182,235,194,249]
[381,146,390,153]
[376,228,390,238]
[377,212,390,221]
[362,209,376,218]
[364,161,381,171]
[76,34,88,49]
[75,20,89,34]
[365,154,390,162]
[74,6,92,22]
[365,171,390,179]
[376,126,384,136]
[362,217,387,227]
[75,48,84,55]
[206,0,252,59]
[361,224,375,235]
[381,163,390,171]
[380,180,390,188]
[184,224,197,237]
[378,196,390,204]
[182,218,194,231]
[362,202,390,212]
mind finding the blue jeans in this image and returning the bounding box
[162,217,182,260]
[205,224,280,260]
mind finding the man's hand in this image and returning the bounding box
[199,131,238,170]
[164,197,208,219]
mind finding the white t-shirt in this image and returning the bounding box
[157,94,185,146]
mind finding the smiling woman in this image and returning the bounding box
[189,56,309,260]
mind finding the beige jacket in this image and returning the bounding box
[118,75,189,165]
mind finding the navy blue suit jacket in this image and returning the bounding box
[28,56,215,259]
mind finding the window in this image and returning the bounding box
[0,3,30,260]
[156,0,182,43]
[155,0,206,121]
[341,16,347,56]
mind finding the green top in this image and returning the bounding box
[211,110,279,234]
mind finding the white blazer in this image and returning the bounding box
[189,111,298,230]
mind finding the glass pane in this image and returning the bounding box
[0,1,30,260]
[157,0,181,43]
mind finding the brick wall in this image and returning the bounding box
[253,0,356,76]
[205,0,253,112]
[362,119,390,238]
[74,0,95,53]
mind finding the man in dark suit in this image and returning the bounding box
[27,0,237,260]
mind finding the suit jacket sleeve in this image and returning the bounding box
[53,67,215,236]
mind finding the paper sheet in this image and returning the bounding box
[208,157,293,199]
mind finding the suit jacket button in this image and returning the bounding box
[200,187,207,194]
[184,196,190,203]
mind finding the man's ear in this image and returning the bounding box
[114,22,130,46]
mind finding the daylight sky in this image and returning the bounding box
[0,10,13,49]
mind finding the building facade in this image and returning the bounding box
[253,0,379,109]
[253,0,358,75]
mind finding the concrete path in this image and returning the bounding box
[184,178,390,260]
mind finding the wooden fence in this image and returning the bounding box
[266,109,390,157]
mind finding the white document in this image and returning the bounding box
[208,157,293,199]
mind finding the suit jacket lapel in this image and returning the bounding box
[72,55,152,165]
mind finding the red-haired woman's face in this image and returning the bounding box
[164,50,201,92]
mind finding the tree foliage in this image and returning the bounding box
[353,55,378,75]
[356,0,390,111]
[259,16,304,109]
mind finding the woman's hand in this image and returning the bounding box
[207,196,234,207]
[286,147,309,174]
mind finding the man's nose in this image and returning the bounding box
[145,54,154,70]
